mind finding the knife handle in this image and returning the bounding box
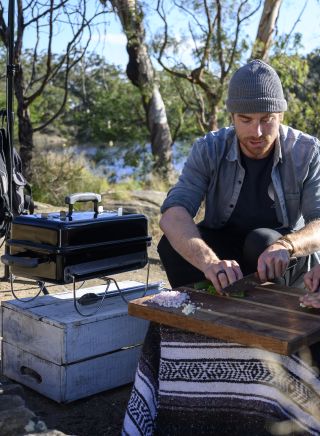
[287,256,297,270]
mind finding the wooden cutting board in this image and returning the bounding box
[128,282,320,355]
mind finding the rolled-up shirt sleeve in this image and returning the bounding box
[161,136,213,218]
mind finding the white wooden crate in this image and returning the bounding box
[1,281,159,402]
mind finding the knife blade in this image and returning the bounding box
[221,272,260,297]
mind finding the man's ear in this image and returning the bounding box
[279,112,284,121]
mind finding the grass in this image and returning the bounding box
[31,150,170,206]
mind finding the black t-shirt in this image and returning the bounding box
[226,149,281,236]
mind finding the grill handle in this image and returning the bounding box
[65,192,102,215]
[1,253,48,268]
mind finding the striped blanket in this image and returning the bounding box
[123,324,320,435]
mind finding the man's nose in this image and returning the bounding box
[251,122,262,136]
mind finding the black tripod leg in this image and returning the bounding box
[37,281,49,295]
[0,244,10,281]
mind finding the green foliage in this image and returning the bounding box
[62,54,148,145]
[159,72,205,139]
[270,48,320,138]
[3,14,320,189]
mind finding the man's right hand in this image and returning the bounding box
[203,260,243,294]
[160,207,243,294]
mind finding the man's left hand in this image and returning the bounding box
[257,242,291,282]
[300,292,320,308]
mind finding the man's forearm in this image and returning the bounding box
[159,206,219,273]
[281,219,320,257]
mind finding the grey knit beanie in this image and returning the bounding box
[226,59,287,113]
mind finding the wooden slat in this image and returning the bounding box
[197,308,302,334]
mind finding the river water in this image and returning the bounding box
[69,142,190,182]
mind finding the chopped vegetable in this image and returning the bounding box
[182,302,196,315]
[229,290,245,298]
[193,280,246,298]
[193,280,218,295]
[193,280,211,290]
[207,285,217,295]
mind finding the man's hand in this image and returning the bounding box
[160,207,244,293]
[257,242,290,282]
[304,264,320,293]
[299,265,320,308]
[299,292,320,308]
[203,260,243,294]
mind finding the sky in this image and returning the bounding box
[17,0,320,69]
[99,0,320,68]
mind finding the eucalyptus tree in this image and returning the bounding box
[104,0,174,179]
[0,0,110,180]
[250,0,282,61]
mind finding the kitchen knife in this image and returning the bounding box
[221,272,260,297]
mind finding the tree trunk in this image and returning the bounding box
[251,0,282,61]
[208,106,219,132]
[14,59,34,181]
[110,0,173,179]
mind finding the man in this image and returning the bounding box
[158,59,320,293]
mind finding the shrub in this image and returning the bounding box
[31,150,109,206]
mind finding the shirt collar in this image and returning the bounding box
[226,127,282,164]
[226,131,240,162]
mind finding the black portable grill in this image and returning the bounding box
[1,193,152,285]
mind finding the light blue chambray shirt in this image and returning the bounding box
[161,125,320,232]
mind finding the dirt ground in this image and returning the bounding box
[0,245,168,436]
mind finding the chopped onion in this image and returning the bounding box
[182,302,196,315]
[150,290,189,308]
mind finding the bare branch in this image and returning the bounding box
[173,0,207,32]
[25,19,40,93]
[224,0,262,78]
[24,0,69,27]
[34,26,92,132]
[26,5,106,107]
[281,0,307,50]
[156,0,191,81]
[215,0,225,77]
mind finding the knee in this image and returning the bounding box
[243,228,282,270]
[244,228,282,254]
[157,234,173,263]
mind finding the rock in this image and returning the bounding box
[24,417,48,433]
[0,393,25,411]
[0,383,25,399]
[0,397,35,435]
[0,381,70,436]
[102,189,165,215]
